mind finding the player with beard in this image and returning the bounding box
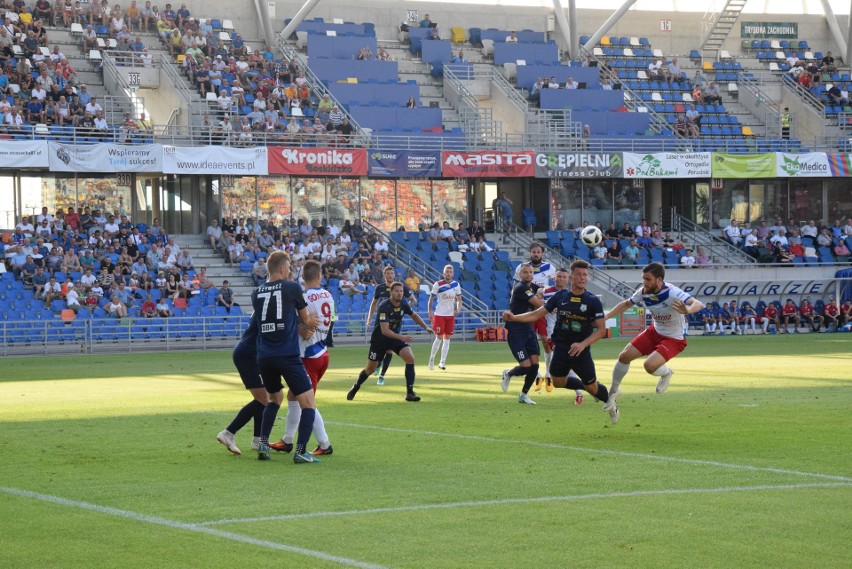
[367,265,418,386]
[501,264,544,404]
[603,262,704,423]
[513,242,555,390]
[538,269,587,405]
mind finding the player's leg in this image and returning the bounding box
[429,317,442,369]
[256,358,286,460]
[536,336,550,391]
[439,320,454,368]
[609,340,644,394]
[397,345,420,401]
[348,350,380,400]
[643,336,687,393]
[218,354,267,455]
[502,329,532,392]
[291,383,319,463]
[377,351,393,383]
[517,331,541,404]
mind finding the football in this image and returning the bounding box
[580,225,603,248]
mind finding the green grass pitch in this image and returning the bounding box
[1,334,850,568]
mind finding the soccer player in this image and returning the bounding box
[253,251,323,463]
[538,268,586,404]
[603,262,704,423]
[781,298,801,333]
[503,261,610,406]
[761,301,779,334]
[216,316,267,456]
[513,242,555,388]
[740,302,758,335]
[367,265,418,385]
[427,264,462,370]
[269,260,335,456]
[348,282,433,402]
[840,300,852,328]
[822,298,840,332]
[700,304,717,334]
[501,263,544,404]
[798,299,822,333]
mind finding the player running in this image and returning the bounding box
[539,269,587,404]
[513,242,555,390]
[427,264,462,371]
[603,262,704,423]
[252,251,323,464]
[348,282,433,402]
[503,261,610,407]
[269,260,334,456]
[501,263,544,404]
[367,266,418,386]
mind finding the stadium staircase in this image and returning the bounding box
[700,0,748,60]
[174,233,255,306]
[666,211,757,266]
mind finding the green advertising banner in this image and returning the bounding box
[712,153,777,178]
[741,22,798,39]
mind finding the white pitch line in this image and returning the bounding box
[0,486,391,569]
[328,421,852,482]
[197,482,852,526]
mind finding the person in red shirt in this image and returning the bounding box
[140,294,157,318]
[781,298,801,333]
[64,206,80,231]
[798,299,822,332]
[840,300,852,328]
[822,299,840,332]
[83,290,99,314]
[761,302,779,334]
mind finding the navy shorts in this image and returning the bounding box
[507,327,540,363]
[258,355,313,396]
[368,337,409,361]
[550,345,597,385]
[232,345,263,390]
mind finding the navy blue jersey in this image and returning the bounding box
[506,281,540,331]
[233,313,258,358]
[544,289,604,344]
[371,298,413,341]
[252,279,308,359]
[374,282,414,303]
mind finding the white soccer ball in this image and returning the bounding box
[580,225,603,248]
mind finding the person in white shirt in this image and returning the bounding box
[722,220,741,246]
[603,262,704,424]
[85,98,103,115]
[16,217,35,236]
[770,229,789,248]
[427,264,462,371]
[327,220,340,238]
[800,220,818,238]
[505,31,518,43]
[679,248,696,267]
[66,284,82,311]
[373,235,389,257]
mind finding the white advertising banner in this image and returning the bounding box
[775,152,831,177]
[48,142,163,172]
[623,152,712,178]
[0,140,50,168]
[162,145,268,175]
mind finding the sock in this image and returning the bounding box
[405,363,415,391]
[595,382,609,402]
[704,323,710,332]
[651,364,672,377]
[430,337,441,361]
[611,361,630,392]
[521,364,539,394]
[356,369,369,387]
[313,408,329,448]
[283,400,301,444]
[252,400,264,437]
[562,375,585,390]
[325,321,334,344]
[544,351,552,377]
[440,338,450,364]
[508,365,526,377]
[226,399,264,436]
[380,353,392,376]
[295,407,315,455]
[259,402,280,444]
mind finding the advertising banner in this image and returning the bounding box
[48,142,162,172]
[0,140,50,168]
[368,150,441,177]
[775,152,832,177]
[741,22,798,39]
[623,152,711,178]
[534,152,622,178]
[826,153,852,176]
[441,151,535,177]
[162,145,268,175]
[268,147,367,176]
[711,153,776,178]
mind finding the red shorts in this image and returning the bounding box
[629,326,687,362]
[301,352,329,390]
[533,315,547,337]
[432,315,456,336]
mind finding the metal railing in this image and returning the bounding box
[101,52,146,118]
[668,209,756,266]
[781,74,826,117]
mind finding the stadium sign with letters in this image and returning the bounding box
[268,147,367,176]
[741,22,797,39]
[711,153,776,178]
[0,140,49,168]
[441,151,535,177]
[368,150,441,177]
[534,152,623,178]
[623,152,711,178]
[162,145,268,175]
[49,142,163,172]
[775,152,832,177]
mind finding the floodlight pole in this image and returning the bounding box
[846,0,852,67]
[582,0,639,53]
[819,0,848,63]
[254,0,276,48]
[281,0,323,41]
[551,0,575,59]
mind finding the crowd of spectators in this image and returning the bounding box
[2,204,224,319]
[785,51,849,105]
[721,216,852,264]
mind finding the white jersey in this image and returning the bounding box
[629,282,692,340]
[429,279,462,317]
[514,261,555,288]
[299,286,335,359]
[542,285,561,336]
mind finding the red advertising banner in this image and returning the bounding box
[268,147,368,176]
[441,151,535,177]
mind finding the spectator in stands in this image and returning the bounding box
[679,247,696,267]
[704,81,722,105]
[828,83,848,106]
[774,242,794,264]
[357,46,373,60]
[606,239,622,264]
[817,228,833,248]
[674,113,696,138]
[723,219,741,246]
[820,51,837,73]
[685,103,702,129]
[373,234,389,258]
[647,60,663,80]
[505,31,518,43]
[152,295,170,317]
[666,57,681,85]
[216,279,238,312]
[419,14,433,27]
[106,293,127,318]
[451,50,466,64]
[592,241,607,260]
[834,238,850,258]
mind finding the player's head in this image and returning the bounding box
[554,267,569,289]
[442,264,454,280]
[518,263,534,284]
[302,259,321,286]
[641,262,665,294]
[383,265,395,283]
[389,281,404,301]
[569,260,589,291]
[528,242,544,264]
[266,250,291,280]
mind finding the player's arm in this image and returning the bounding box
[605,298,633,320]
[426,292,435,320]
[298,306,321,330]
[455,290,462,315]
[365,297,378,328]
[503,305,547,323]
[568,316,607,357]
[672,297,704,315]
